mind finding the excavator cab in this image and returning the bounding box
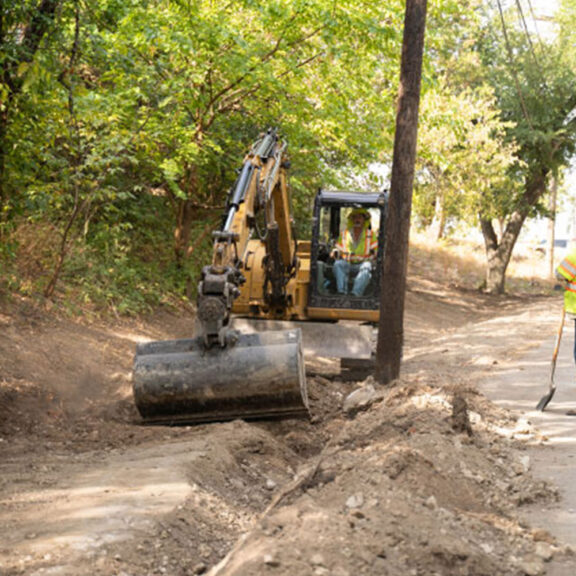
[308,190,388,320]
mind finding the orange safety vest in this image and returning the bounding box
[336,229,378,263]
[556,246,576,314]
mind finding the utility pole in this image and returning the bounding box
[375,0,428,384]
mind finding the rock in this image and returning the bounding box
[343,384,377,416]
[351,509,365,519]
[519,455,531,472]
[460,463,480,481]
[263,554,280,567]
[519,557,544,576]
[451,394,473,436]
[346,492,365,509]
[515,418,533,435]
[531,529,555,544]
[534,542,554,561]
[513,456,530,475]
[311,553,326,566]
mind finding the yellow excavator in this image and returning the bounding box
[132,129,387,424]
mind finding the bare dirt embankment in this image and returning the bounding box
[0,241,572,576]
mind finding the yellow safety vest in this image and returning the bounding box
[556,246,576,314]
[336,229,378,263]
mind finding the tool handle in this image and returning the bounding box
[551,307,566,364]
[536,307,567,411]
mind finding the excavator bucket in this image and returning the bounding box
[132,329,308,425]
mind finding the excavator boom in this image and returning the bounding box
[132,130,309,424]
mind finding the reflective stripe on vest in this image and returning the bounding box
[558,258,576,280]
[338,229,377,263]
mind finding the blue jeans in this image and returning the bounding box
[333,260,373,296]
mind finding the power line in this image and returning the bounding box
[495,0,534,129]
[525,0,547,51]
[515,0,540,65]
[514,0,548,93]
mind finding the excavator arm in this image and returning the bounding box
[196,129,296,348]
[132,129,308,424]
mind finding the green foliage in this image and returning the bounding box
[6,0,576,307]
[411,0,576,244]
[95,0,402,202]
[2,0,411,312]
[414,84,520,230]
[477,3,576,180]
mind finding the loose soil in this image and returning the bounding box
[0,244,571,576]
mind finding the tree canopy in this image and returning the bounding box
[1,0,576,308]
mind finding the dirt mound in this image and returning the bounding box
[207,381,558,576]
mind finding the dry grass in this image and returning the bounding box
[408,231,557,296]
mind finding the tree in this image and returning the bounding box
[89,0,403,267]
[410,0,576,293]
[2,0,409,301]
[0,0,61,216]
[414,85,518,240]
[473,2,576,293]
[0,0,502,307]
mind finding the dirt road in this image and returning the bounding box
[478,306,576,576]
[1,279,575,575]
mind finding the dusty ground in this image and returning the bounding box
[0,244,572,576]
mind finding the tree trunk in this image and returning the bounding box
[43,0,82,299]
[174,198,196,267]
[0,108,8,218]
[172,161,204,267]
[481,212,527,294]
[430,191,445,241]
[480,168,548,293]
[375,0,428,384]
[481,219,509,294]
